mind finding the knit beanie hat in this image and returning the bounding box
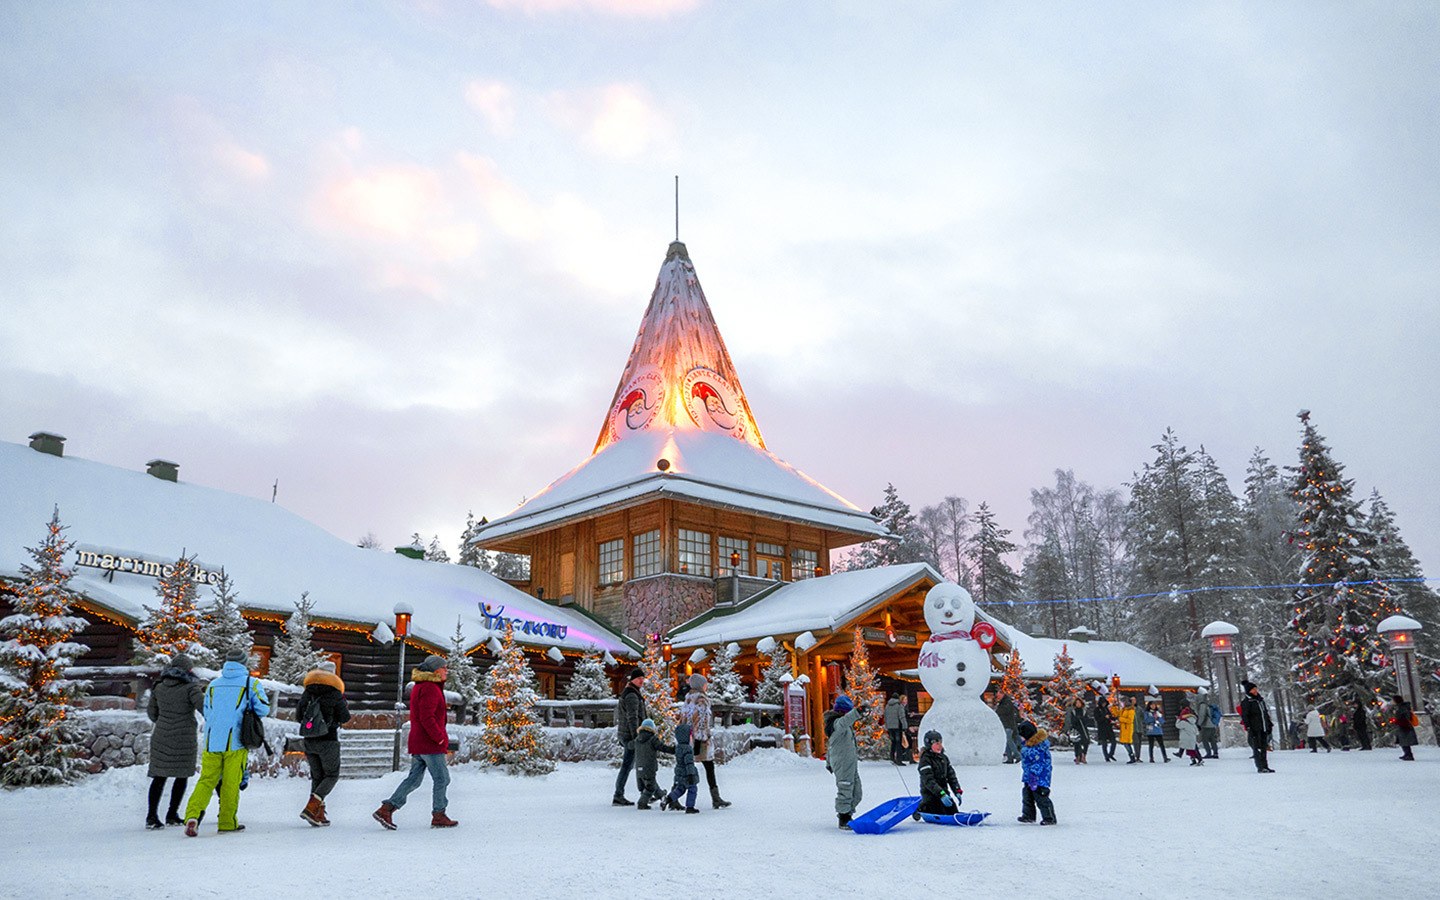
[169,652,194,672]
[419,654,446,672]
[224,647,248,663]
[1240,680,1257,692]
[689,673,707,692]
[317,660,337,674]
[833,694,854,714]
[1017,721,1038,740]
[628,667,645,682]
[640,718,656,730]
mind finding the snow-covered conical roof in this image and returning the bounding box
[476,242,885,545]
[593,241,765,454]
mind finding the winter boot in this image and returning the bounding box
[301,794,325,827]
[710,788,732,809]
[612,796,635,807]
[431,810,459,828]
[838,813,852,829]
[164,810,185,827]
[373,801,398,831]
[684,806,699,814]
[316,800,331,826]
[146,814,164,831]
[636,800,651,810]
[184,818,199,838]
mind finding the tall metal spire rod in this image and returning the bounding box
[674,175,679,241]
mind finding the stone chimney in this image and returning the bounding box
[1067,625,1097,643]
[145,459,179,482]
[28,431,66,457]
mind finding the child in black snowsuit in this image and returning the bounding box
[916,730,964,816]
[633,718,673,810]
[660,722,700,814]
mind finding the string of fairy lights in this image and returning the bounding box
[998,576,1432,608]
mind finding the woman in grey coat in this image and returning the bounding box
[145,653,204,829]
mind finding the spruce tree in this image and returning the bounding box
[134,553,206,666]
[755,648,791,707]
[445,618,483,709]
[425,536,450,563]
[1038,644,1084,736]
[966,502,1021,608]
[458,512,493,571]
[197,569,252,667]
[638,640,677,743]
[268,592,328,684]
[1366,490,1440,660]
[848,483,933,570]
[1240,448,1302,688]
[843,629,887,758]
[997,648,1034,717]
[1288,411,1397,708]
[707,643,747,705]
[479,624,555,775]
[565,646,612,700]
[0,508,90,785]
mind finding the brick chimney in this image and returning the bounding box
[145,459,179,482]
[28,431,66,457]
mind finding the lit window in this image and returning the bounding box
[599,539,624,585]
[633,530,662,578]
[718,536,749,576]
[678,528,712,577]
[792,548,818,580]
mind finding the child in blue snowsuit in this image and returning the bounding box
[660,722,700,813]
[1017,721,1056,825]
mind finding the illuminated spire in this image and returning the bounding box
[593,241,765,454]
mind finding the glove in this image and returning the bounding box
[941,795,954,808]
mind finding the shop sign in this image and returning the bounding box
[479,602,569,640]
[74,547,225,586]
[861,626,917,647]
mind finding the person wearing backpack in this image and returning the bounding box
[1195,690,1221,759]
[297,659,350,826]
[183,647,270,835]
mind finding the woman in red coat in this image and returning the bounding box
[373,655,458,829]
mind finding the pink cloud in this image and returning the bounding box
[464,80,517,136]
[545,83,673,159]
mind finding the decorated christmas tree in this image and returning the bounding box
[844,629,887,759]
[997,648,1034,717]
[134,553,206,666]
[444,618,483,711]
[268,592,329,684]
[0,508,90,786]
[639,639,677,743]
[1288,411,1397,708]
[707,642,747,705]
[755,648,791,707]
[1038,644,1084,736]
[197,569,252,667]
[478,624,555,775]
[565,646,612,701]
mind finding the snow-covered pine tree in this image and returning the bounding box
[197,569,252,667]
[1366,490,1440,661]
[425,536,450,563]
[268,592,328,684]
[565,646,612,700]
[491,552,530,581]
[444,618,483,710]
[134,553,206,666]
[1240,448,1302,689]
[478,624,555,775]
[1021,535,1070,638]
[458,512,493,571]
[639,640,677,743]
[845,483,933,570]
[966,502,1022,609]
[0,508,90,785]
[1038,644,1084,737]
[755,648,791,706]
[1288,412,1398,708]
[997,648,1034,718]
[844,629,888,759]
[707,643,747,705]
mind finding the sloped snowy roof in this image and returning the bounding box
[0,441,631,656]
[999,629,1206,688]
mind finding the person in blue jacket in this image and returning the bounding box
[1144,702,1169,763]
[183,647,270,835]
[659,722,700,813]
[1016,721,1056,825]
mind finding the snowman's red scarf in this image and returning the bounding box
[928,630,973,643]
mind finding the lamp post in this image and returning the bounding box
[392,601,414,771]
[1201,621,1241,717]
[1378,615,1424,710]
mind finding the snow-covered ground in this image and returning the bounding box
[3,746,1434,898]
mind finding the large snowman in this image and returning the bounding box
[917,582,1006,766]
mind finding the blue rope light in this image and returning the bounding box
[998,577,1433,608]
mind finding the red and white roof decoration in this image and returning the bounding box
[476,242,886,544]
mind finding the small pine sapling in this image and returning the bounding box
[479,625,555,775]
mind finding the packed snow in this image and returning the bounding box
[2,746,1432,897]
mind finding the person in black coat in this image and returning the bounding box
[1239,680,1274,773]
[297,660,351,826]
[916,731,964,815]
[145,653,205,829]
[613,668,647,806]
[1391,695,1418,761]
[1091,693,1117,762]
[1352,696,1373,750]
[996,694,1021,763]
[633,718,673,809]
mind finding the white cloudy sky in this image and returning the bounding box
[2,2,1437,579]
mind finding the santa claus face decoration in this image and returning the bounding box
[608,367,664,442]
[683,366,746,439]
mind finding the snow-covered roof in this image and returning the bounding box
[999,629,1207,689]
[0,441,632,656]
[476,241,885,546]
[670,563,943,647]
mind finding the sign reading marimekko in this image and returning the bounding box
[74,547,225,586]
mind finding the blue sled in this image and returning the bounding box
[848,796,922,834]
[919,810,991,826]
